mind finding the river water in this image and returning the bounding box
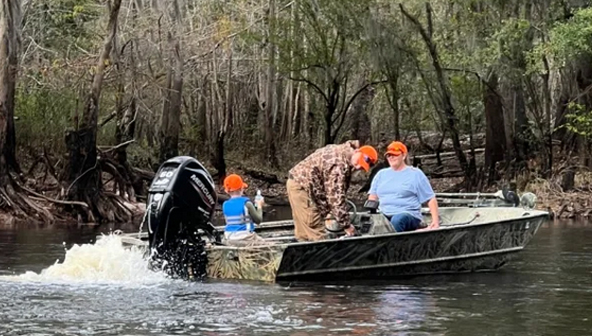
[0,216,591,336]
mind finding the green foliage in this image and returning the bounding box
[27,0,100,53]
[529,7,592,73]
[275,0,372,76]
[449,74,484,133]
[15,88,78,153]
[547,7,592,63]
[561,102,592,138]
[487,18,533,75]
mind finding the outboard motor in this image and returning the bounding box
[146,156,220,280]
[502,184,520,207]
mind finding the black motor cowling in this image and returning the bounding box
[146,156,220,279]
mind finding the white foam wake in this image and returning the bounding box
[1,234,170,286]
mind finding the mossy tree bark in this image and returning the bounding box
[63,0,129,223]
[0,0,52,222]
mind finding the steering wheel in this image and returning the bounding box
[325,200,359,233]
[346,200,358,224]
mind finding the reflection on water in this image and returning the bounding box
[0,219,590,335]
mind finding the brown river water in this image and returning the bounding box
[0,209,591,336]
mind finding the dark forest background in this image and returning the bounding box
[1,0,592,223]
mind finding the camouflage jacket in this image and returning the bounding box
[289,140,359,226]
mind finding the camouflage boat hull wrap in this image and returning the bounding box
[204,208,547,282]
[275,214,544,281]
[206,245,285,282]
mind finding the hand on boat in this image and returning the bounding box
[428,220,440,229]
[343,224,356,236]
[417,220,440,231]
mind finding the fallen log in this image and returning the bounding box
[427,170,465,178]
[260,194,290,206]
[413,148,484,160]
[243,168,286,185]
[133,167,155,181]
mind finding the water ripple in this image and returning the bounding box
[0,222,590,335]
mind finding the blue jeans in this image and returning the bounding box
[389,213,421,232]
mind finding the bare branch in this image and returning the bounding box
[22,186,90,209]
[289,76,329,104]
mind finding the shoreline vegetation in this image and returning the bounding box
[2,1,592,225]
[3,132,591,226]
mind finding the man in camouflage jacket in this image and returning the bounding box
[287,140,378,241]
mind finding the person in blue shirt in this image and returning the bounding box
[222,174,265,244]
[368,141,440,232]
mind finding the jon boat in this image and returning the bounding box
[109,156,549,283]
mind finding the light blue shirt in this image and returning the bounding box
[369,166,435,220]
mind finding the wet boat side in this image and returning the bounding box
[274,212,547,282]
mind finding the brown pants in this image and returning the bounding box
[286,179,325,241]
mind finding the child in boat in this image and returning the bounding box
[222,174,267,245]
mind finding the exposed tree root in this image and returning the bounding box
[99,152,144,203]
[26,147,59,184]
[21,185,89,209]
[92,192,133,223]
[0,178,54,223]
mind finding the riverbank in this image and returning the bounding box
[2,155,591,225]
[0,175,588,226]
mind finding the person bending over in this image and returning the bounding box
[287,140,378,241]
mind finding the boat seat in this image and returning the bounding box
[360,214,396,235]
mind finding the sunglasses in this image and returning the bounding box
[364,155,375,167]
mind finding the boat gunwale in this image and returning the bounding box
[270,209,547,246]
[209,208,548,250]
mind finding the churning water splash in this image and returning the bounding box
[0,234,170,286]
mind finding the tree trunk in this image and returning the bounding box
[541,56,553,177]
[513,82,529,162]
[63,0,124,223]
[561,166,575,192]
[208,47,232,182]
[348,86,374,144]
[400,3,471,187]
[279,80,292,142]
[108,29,141,201]
[0,0,42,219]
[324,105,334,145]
[292,83,302,138]
[387,79,401,141]
[4,38,18,177]
[483,73,506,184]
[264,0,279,168]
[196,78,208,154]
[214,130,226,184]
[159,5,183,163]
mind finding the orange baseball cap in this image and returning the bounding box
[385,141,407,157]
[357,145,378,172]
[223,174,248,192]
